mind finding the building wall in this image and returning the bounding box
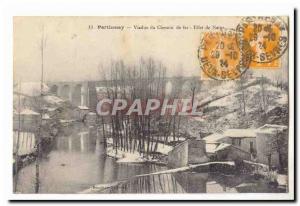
[218,137,256,154]
[256,130,288,168]
[13,114,41,133]
[230,137,256,154]
[188,140,209,164]
[168,139,209,168]
[216,146,251,161]
[239,137,256,154]
[168,141,188,168]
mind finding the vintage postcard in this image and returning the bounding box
[12,16,294,200]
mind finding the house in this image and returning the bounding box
[255,124,288,169]
[13,108,41,132]
[203,128,257,156]
[205,142,251,161]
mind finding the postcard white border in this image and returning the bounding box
[0,0,295,201]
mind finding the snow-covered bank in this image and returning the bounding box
[106,144,172,164]
[105,137,173,163]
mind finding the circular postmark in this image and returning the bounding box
[198,30,252,80]
[236,16,288,63]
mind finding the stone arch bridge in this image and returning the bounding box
[46,76,199,111]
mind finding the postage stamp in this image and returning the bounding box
[198,30,252,80]
[250,58,281,69]
[236,16,288,63]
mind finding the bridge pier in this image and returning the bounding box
[48,82,90,108]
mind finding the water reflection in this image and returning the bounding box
[16,125,165,193]
[104,171,286,194]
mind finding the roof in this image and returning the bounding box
[256,124,287,134]
[205,142,231,154]
[223,129,256,138]
[203,128,256,143]
[15,82,49,97]
[206,143,219,153]
[214,143,231,152]
[43,95,64,104]
[20,108,39,115]
[203,133,225,143]
[78,105,89,110]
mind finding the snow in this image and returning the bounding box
[206,143,219,153]
[198,81,236,105]
[78,106,89,110]
[208,94,237,107]
[203,133,225,143]
[256,124,287,134]
[44,95,64,104]
[206,142,231,153]
[214,143,231,152]
[276,93,288,105]
[223,129,256,138]
[203,128,256,143]
[277,174,288,186]
[192,116,206,122]
[106,148,145,163]
[59,119,76,123]
[20,108,39,116]
[42,114,51,120]
[46,107,58,112]
[156,143,173,155]
[15,82,49,97]
[243,160,268,169]
[106,142,173,163]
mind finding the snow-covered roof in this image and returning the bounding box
[223,129,256,138]
[15,82,49,97]
[203,133,225,143]
[256,124,287,134]
[42,106,58,111]
[214,143,231,152]
[203,128,256,143]
[78,105,89,110]
[206,143,219,153]
[47,107,58,112]
[43,95,64,104]
[205,142,231,154]
[20,108,39,116]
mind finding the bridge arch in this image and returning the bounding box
[61,85,70,100]
[73,84,82,106]
[50,85,58,95]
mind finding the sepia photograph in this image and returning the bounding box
[11,15,294,200]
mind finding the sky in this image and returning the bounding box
[13,16,288,82]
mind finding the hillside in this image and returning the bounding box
[180,77,289,137]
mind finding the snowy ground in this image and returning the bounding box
[106,138,173,163]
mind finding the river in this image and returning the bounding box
[14,124,286,194]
